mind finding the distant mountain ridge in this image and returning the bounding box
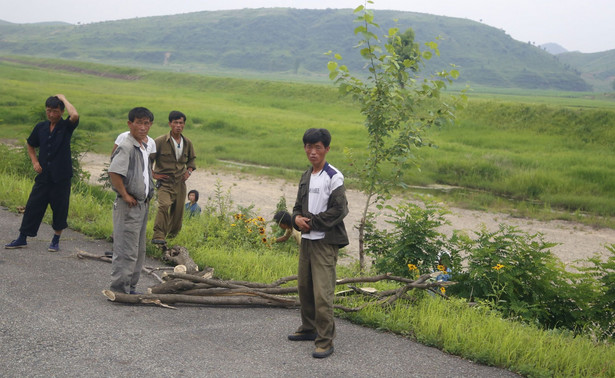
[0,8,606,91]
[540,43,568,55]
[557,50,615,92]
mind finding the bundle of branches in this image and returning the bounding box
[78,244,200,282]
[102,270,453,311]
[78,245,452,310]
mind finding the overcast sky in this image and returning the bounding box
[1,0,613,53]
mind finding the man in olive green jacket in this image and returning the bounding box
[151,111,196,244]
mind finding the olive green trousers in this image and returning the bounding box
[296,238,338,349]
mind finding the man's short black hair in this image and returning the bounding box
[273,210,292,227]
[302,128,331,147]
[128,107,154,122]
[169,110,186,122]
[45,96,65,111]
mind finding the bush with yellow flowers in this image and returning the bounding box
[230,212,270,248]
[365,200,615,340]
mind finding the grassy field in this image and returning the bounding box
[1,56,615,225]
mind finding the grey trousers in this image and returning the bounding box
[296,238,338,349]
[110,198,149,294]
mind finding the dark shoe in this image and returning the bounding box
[129,290,142,295]
[151,239,166,245]
[288,332,318,341]
[312,346,334,359]
[5,239,27,249]
[104,251,113,258]
[48,241,59,252]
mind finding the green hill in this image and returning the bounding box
[557,50,615,92]
[0,8,592,91]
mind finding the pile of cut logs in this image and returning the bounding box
[78,245,451,311]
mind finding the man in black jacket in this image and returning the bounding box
[289,128,349,359]
[5,94,79,252]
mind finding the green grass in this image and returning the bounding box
[1,56,615,224]
[339,296,615,377]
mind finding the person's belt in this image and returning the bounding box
[116,195,150,203]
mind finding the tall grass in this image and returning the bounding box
[342,297,615,377]
[167,216,298,281]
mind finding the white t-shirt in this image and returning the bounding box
[302,162,344,240]
[115,131,156,155]
[173,136,184,161]
[138,142,150,197]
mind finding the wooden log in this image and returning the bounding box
[195,267,214,278]
[77,250,163,282]
[181,287,298,296]
[224,275,298,288]
[148,279,204,294]
[162,245,199,273]
[77,250,111,263]
[164,273,247,289]
[102,290,299,308]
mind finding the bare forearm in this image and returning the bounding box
[26,144,38,164]
[109,172,129,198]
[55,94,79,122]
[27,144,42,173]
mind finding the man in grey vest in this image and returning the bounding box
[108,107,154,294]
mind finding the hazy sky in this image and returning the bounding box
[1,0,613,53]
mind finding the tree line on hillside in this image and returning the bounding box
[0,8,598,91]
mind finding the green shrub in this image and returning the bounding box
[574,245,615,340]
[365,201,462,278]
[0,144,37,180]
[451,225,588,330]
[366,200,614,338]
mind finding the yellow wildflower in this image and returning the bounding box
[437,264,446,272]
[440,287,446,294]
[493,264,505,271]
[407,264,418,271]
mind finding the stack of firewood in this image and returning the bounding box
[78,246,451,310]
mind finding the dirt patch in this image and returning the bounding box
[0,138,22,146]
[81,152,615,267]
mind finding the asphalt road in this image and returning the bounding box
[0,207,519,377]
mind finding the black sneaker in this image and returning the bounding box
[48,240,59,252]
[5,239,27,249]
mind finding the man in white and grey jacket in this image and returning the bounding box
[108,107,154,294]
